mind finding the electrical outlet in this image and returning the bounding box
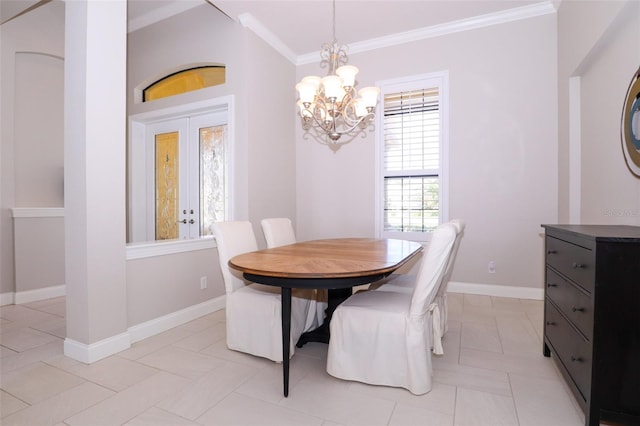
[488,261,496,274]
[200,276,207,289]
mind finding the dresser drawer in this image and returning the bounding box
[545,300,592,400]
[546,236,595,293]
[545,268,593,340]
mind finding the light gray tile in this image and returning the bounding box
[461,321,503,353]
[118,327,194,360]
[433,363,511,397]
[460,348,559,379]
[46,354,159,392]
[30,317,66,339]
[137,345,225,380]
[463,294,493,308]
[454,387,519,426]
[200,338,274,370]
[65,371,191,426]
[510,373,583,426]
[1,362,85,404]
[349,380,457,415]
[0,345,18,358]
[495,316,541,355]
[279,375,395,425]
[1,389,29,418]
[197,392,324,425]
[0,305,61,325]
[0,328,60,352]
[235,352,322,404]
[123,406,201,426]
[172,322,226,352]
[158,360,257,420]
[1,381,113,426]
[0,340,63,373]
[389,403,454,426]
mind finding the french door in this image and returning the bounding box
[146,112,227,240]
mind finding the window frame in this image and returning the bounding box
[374,71,449,242]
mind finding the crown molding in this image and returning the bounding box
[241,1,556,66]
[128,0,202,33]
[238,13,298,64]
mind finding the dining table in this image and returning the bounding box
[228,237,423,397]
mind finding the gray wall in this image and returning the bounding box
[296,12,559,290]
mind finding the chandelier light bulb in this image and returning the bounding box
[296,81,316,105]
[336,65,359,88]
[301,75,322,92]
[353,98,368,118]
[359,86,381,109]
[322,75,344,100]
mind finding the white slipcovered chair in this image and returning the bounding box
[260,217,327,327]
[260,217,296,247]
[371,219,465,335]
[213,221,321,362]
[326,222,457,395]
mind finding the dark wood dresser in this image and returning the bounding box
[542,225,640,426]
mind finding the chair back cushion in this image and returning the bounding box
[410,222,456,317]
[261,217,296,248]
[437,219,465,297]
[213,221,258,293]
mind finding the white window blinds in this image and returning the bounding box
[383,87,441,233]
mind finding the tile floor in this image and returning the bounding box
[1,293,586,425]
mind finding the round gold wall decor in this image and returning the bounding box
[621,66,640,177]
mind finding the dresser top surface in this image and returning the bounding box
[542,224,640,241]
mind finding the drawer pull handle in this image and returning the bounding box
[570,356,583,363]
[572,262,585,269]
[572,307,585,313]
[545,321,556,326]
[547,250,557,255]
[547,283,558,288]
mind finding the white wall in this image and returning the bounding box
[0,1,65,297]
[296,13,558,290]
[558,0,640,225]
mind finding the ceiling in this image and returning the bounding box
[3,0,556,59]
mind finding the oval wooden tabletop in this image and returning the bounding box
[228,238,423,279]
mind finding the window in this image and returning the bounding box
[375,72,449,241]
[143,66,226,102]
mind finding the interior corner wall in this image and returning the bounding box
[558,0,640,225]
[244,31,297,246]
[296,13,558,290]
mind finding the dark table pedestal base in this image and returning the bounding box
[296,288,353,347]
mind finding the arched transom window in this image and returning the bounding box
[143,65,225,102]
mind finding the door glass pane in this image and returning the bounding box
[155,132,179,240]
[199,125,227,236]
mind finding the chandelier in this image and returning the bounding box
[295,0,380,143]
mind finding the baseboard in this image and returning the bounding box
[0,292,15,306]
[128,295,226,343]
[64,332,131,364]
[14,285,66,305]
[61,296,225,364]
[448,281,543,300]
